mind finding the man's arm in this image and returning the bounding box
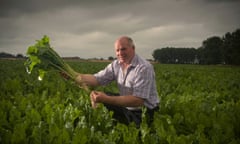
[102,95,144,107]
[91,91,144,107]
[75,73,99,87]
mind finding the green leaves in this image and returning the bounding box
[25,35,52,79]
[155,64,240,143]
[24,35,78,81]
[1,60,240,143]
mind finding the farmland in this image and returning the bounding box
[0,59,240,144]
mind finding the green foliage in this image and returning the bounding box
[0,60,240,143]
[24,35,78,81]
[155,64,240,143]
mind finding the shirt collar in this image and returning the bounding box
[130,54,138,67]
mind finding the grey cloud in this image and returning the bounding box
[202,0,240,3]
[0,0,146,17]
[0,0,239,59]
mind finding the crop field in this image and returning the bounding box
[0,59,240,144]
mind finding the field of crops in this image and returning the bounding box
[0,59,240,144]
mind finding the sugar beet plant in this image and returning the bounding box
[24,36,88,90]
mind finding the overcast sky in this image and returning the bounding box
[0,0,239,59]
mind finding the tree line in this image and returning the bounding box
[152,28,240,65]
[0,52,24,59]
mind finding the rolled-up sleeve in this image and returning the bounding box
[94,63,115,85]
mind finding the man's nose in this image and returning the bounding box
[119,49,124,55]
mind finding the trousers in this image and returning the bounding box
[104,103,159,127]
[104,92,159,127]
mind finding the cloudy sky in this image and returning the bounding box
[1,0,240,59]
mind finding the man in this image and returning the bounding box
[74,36,159,126]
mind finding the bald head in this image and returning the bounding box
[115,36,135,49]
[114,36,136,64]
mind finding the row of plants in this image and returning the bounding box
[0,60,239,143]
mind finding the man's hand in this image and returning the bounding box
[90,91,98,108]
[90,90,144,108]
[90,91,107,108]
[75,74,89,91]
[60,72,89,91]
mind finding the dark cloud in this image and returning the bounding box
[0,0,145,17]
[0,0,239,58]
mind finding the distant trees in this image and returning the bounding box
[0,52,15,58]
[222,29,240,65]
[153,48,197,64]
[198,36,223,64]
[152,28,240,65]
[0,52,25,59]
[108,56,115,61]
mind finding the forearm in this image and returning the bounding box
[101,95,144,107]
[75,73,99,87]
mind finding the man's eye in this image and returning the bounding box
[116,47,127,52]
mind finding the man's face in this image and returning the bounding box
[115,39,135,64]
